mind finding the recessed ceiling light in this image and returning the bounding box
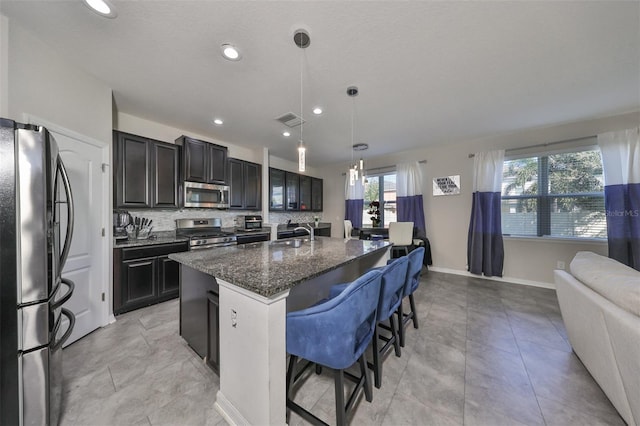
[83,0,117,18]
[213,118,223,125]
[312,107,323,115]
[282,131,291,137]
[221,44,241,61]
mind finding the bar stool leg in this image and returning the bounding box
[334,369,346,426]
[409,294,419,328]
[397,304,406,347]
[359,354,372,402]
[389,315,401,357]
[372,324,382,389]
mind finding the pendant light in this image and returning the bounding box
[294,29,310,172]
[347,86,362,186]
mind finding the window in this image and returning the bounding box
[501,148,607,238]
[362,173,397,227]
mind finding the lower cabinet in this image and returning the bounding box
[179,265,220,374]
[113,242,189,315]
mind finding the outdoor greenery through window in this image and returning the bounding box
[362,173,397,227]
[501,148,607,238]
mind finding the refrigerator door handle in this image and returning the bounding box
[57,156,74,270]
[52,308,75,351]
[51,278,75,311]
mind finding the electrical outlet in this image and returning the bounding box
[557,261,565,270]
[231,309,237,328]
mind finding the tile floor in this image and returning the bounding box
[60,271,625,425]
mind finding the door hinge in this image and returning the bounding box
[101,163,108,173]
[101,227,105,237]
[101,292,105,302]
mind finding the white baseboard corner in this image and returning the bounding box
[215,390,250,426]
[427,266,556,290]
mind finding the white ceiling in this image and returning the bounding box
[2,1,639,167]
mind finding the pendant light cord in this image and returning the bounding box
[300,49,304,147]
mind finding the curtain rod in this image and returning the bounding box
[467,136,596,158]
[365,159,427,173]
[340,159,426,176]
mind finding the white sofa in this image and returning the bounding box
[555,251,640,426]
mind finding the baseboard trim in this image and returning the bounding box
[428,266,556,290]
[215,390,251,426]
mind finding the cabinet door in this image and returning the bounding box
[244,162,261,210]
[285,172,300,211]
[157,255,180,301]
[311,177,323,212]
[114,132,151,208]
[228,159,244,209]
[206,291,220,373]
[183,137,208,183]
[269,168,285,211]
[120,257,157,313]
[152,142,180,208]
[208,144,227,184]
[299,176,312,211]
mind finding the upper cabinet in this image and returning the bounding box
[269,168,285,211]
[311,177,323,211]
[228,158,261,211]
[269,168,323,212]
[175,136,227,184]
[113,131,180,209]
[285,172,299,211]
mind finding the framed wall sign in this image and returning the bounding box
[433,175,461,196]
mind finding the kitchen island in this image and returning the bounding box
[169,237,391,425]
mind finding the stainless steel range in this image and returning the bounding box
[175,218,237,250]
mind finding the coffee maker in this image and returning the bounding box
[113,210,131,241]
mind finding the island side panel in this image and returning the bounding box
[286,245,390,312]
[215,279,288,426]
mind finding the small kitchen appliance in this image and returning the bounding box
[175,218,237,250]
[235,214,263,231]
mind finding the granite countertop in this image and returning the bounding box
[169,237,390,298]
[113,231,190,248]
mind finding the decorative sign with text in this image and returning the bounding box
[433,175,461,196]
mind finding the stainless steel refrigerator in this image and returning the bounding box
[0,118,76,425]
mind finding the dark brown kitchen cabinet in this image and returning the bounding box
[113,131,180,209]
[113,241,189,315]
[311,177,323,212]
[228,158,261,210]
[269,168,285,211]
[176,135,227,184]
[269,168,323,212]
[299,175,312,211]
[285,172,299,211]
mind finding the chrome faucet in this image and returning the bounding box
[293,225,315,241]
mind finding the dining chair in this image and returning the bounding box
[388,221,414,257]
[286,269,382,425]
[344,219,353,239]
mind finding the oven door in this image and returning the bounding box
[184,182,229,208]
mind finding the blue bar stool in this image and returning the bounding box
[396,247,425,347]
[286,269,383,426]
[329,256,409,389]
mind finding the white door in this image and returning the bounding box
[54,130,106,345]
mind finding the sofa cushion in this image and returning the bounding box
[570,251,640,317]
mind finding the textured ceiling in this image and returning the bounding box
[2,1,639,166]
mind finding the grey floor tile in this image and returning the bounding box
[59,272,627,426]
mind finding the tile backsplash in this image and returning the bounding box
[125,209,323,232]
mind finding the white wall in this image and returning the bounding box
[1,15,9,117]
[323,111,639,287]
[5,17,112,144]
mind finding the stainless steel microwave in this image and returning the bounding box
[183,181,230,209]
